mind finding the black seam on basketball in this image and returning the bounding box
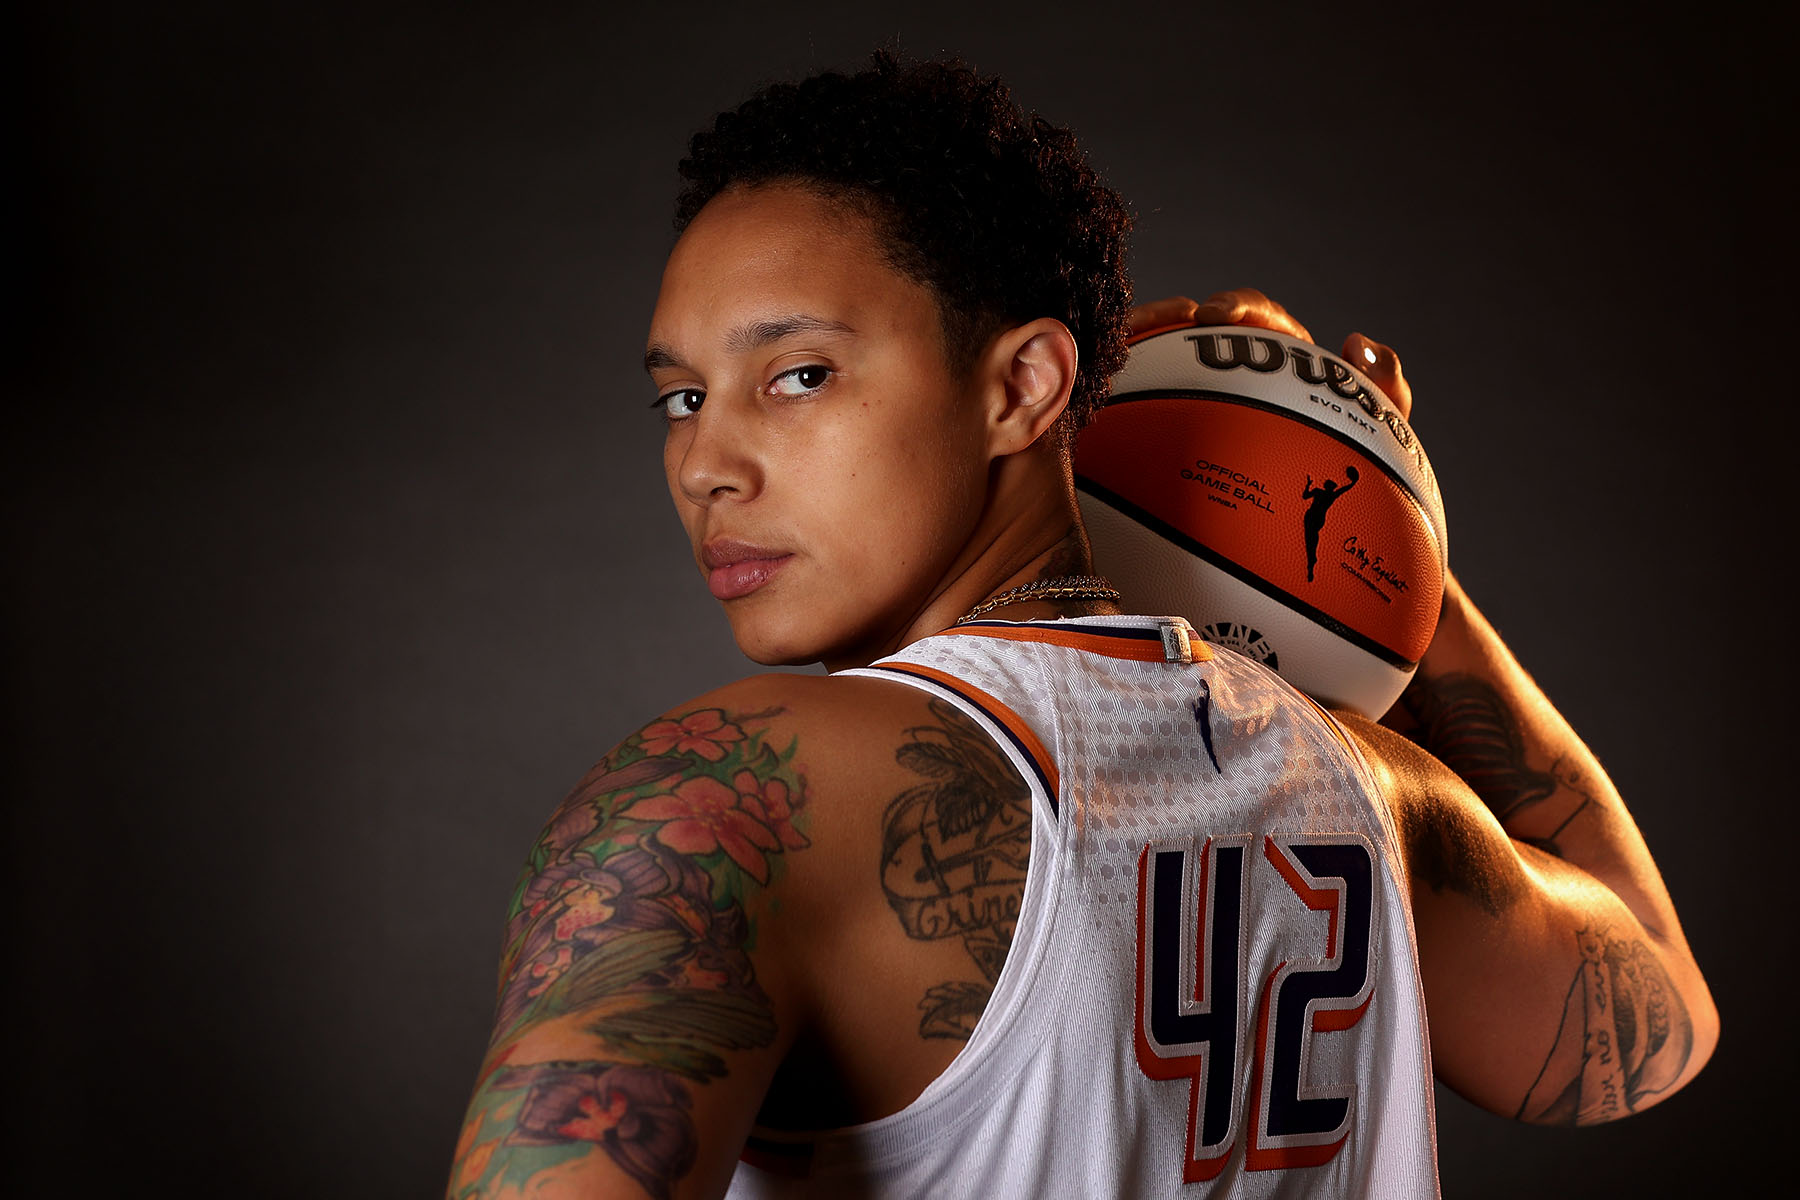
[1072,479,1419,671]
[1099,388,1444,562]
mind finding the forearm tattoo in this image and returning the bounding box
[880,699,1032,1040]
[1517,925,1693,1125]
[1394,671,1592,854]
[449,706,810,1200]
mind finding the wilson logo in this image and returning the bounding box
[1186,332,1421,465]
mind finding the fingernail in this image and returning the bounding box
[1347,333,1388,370]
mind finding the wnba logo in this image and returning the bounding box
[1300,466,1359,583]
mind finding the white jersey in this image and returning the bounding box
[729,615,1439,1199]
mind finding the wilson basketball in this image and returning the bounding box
[1075,324,1448,718]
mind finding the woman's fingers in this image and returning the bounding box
[1342,332,1412,421]
[1190,287,1313,343]
[1126,295,1202,337]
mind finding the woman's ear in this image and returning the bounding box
[982,317,1078,456]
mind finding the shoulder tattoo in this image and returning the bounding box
[450,704,809,1200]
[879,698,1032,1041]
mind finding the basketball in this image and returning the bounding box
[1075,324,1448,718]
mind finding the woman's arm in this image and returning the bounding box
[1341,578,1719,1122]
[446,684,814,1200]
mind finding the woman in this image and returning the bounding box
[448,55,1715,1200]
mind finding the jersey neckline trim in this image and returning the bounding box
[940,617,1214,663]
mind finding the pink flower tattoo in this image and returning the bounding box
[639,710,746,762]
[734,770,809,851]
[627,776,780,883]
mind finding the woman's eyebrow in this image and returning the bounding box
[722,314,856,354]
[643,344,684,372]
[644,314,856,374]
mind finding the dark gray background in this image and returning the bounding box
[11,1,1790,1195]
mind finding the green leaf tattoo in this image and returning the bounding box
[449,705,809,1200]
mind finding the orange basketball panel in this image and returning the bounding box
[1075,397,1443,662]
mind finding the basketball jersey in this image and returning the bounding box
[727,615,1439,1199]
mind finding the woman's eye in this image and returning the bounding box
[654,389,704,420]
[765,365,832,397]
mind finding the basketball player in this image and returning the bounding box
[1300,467,1357,582]
[447,56,1716,1199]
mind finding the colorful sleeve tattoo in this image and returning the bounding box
[448,704,810,1200]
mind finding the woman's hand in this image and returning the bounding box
[1129,287,1413,420]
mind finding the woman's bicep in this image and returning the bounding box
[1340,709,1717,1125]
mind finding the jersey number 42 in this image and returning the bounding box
[1133,835,1376,1183]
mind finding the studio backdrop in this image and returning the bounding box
[11,2,1786,1196]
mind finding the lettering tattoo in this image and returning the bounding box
[880,699,1032,1040]
[1517,925,1693,1125]
[1392,671,1593,855]
[449,706,810,1200]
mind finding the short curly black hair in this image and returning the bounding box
[673,52,1133,432]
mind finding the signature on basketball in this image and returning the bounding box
[1341,535,1411,594]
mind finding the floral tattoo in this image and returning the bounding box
[449,705,809,1200]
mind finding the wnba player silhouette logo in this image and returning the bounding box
[1301,466,1359,582]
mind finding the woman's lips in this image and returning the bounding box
[701,541,793,601]
[707,555,791,600]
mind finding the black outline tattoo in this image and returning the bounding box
[1395,671,1594,854]
[1517,925,1694,1125]
[880,699,1032,1040]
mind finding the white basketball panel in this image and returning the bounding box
[1078,491,1414,718]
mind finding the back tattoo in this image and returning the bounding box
[879,699,1033,1040]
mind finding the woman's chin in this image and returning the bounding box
[727,618,830,669]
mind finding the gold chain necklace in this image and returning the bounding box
[956,575,1121,624]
